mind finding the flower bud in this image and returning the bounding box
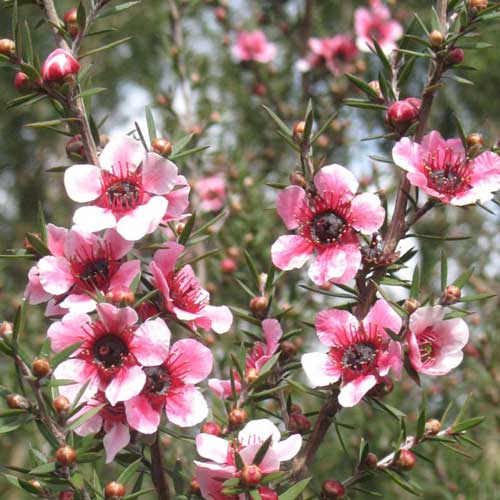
[63,8,79,38]
[151,137,173,156]
[55,446,77,466]
[6,393,31,410]
[252,82,267,97]
[28,479,43,492]
[365,452,378,470]
[0,38,16,58]
[245,367,259,383]
[290,403,302,414]
[393,449,416,471]
[425,418,441,435]
[289,171,307,188]
[321,480,345,499]
[201,421,222,436]
[214,6,227,22]
[469,0,488,12]
[14,72,31,92]
[220,257,237,273]
[190,477,201,494]
[249,296,269,318]
[104,481,126,498]
[441,285,461,305]
[387,98,422,134]
[288,413,311,434]
[227,246,240,259]
[41,49,80,82]
[53,395,71,415]
[293,121,306,139]
[429,30,444,49]
[368,80,384,101]
[280,340,297,361]
[59,492,75,500]
[228,408,248,429]
[240,464,262,486]
[446,48,464,66]
[32,358,51,378]
[105,287,135,305]
[65,134,84,159]
[403,298,420,314]
[258,487,278,500]
[467,133,483,156]
[0,321,13,336]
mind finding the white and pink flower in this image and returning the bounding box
[195,419,302,500]
[64,135,179,241]
[393,130,500,205]
[124,338,213,432]
[150,242,233,334]
[354,0,403,54]
[407,306,469,376]
[195,175,227,212]
[208,319,282,399]
[298,35,358,75]
[232,31,277,64]
[302,300,403,407]
[25,224,140,315]
[271,164,385,287]
[49,304,171,406]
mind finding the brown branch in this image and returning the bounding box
[150,433,170,500]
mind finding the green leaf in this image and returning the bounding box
[171,133,194,155]
[80,37,133,58]
[243,250,260,290]
[452,267,474,288]
[4,474,45,494]
[29,462,57,474]
[370,36,391,73]
[12,300,27,342]
[76,87,107,98]
[145,105,157,144]
[24,118,79,128]
[169,145,210,161]
[67,404,106,430]
[459,292,496,303]
[253,435,273,466]
[25,232,49,256]
[345,73,380,99]
[117,457,143,485]
[410,265,419,299]
[278,477,312,500]
[122,488,156,499]
[77,1,86,31]
[311,109,339,144]
[416,394,427,440]
[178,211,196,245]
[451,416,485,434]
[52,341,83,368]
[381,469,422,496]
[261,105,293,137]
[440,251,448,290]
[97,1,141,18]
[343,99,387,111]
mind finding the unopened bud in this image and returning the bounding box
[245,367,259,383]
[365,452,378,470]
[32,358,51,378]
[220,257,237,273]
[65,134,84,158]
[290,171,307,188]
[321,480,345,499]
[55,446,77,466]
[59,492,75,500]
[0,321,13,336]
[293,121,306,139]
[425,418,441,435]
[14,72,31,92]
[393,449,416,471]
[214,6,227,22]
[151,137,172,156]
[288,413,311,434]
[0,38,16,58]
[441,285,461,305]
[201,421,222,436]
[258,487,278,500]
[28,480,43,492]
[280,340,297,361]
[403,298,420,314]
[228,407,248,429]
[469,0,488,12]
[104,481,126,498]
[105,287,135,305]
[387,98,422,134]
[429,30,444,49]
[227,246,240,259]
[63,8,79,38]
[466,133,483,156]
[6,393,31,410]
[252,82,267,97]
[249,296,269,318]
[53,395,71,415]
[368,80,384,101]
[190,477,201,494]
[241,464,262,486]
[447,48,464,66]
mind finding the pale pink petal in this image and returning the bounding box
[254,42,277,63]
[238,419,280,446]
[262,319,282,355]
[97,303,138,332]
[99,136,144,173]
[116,196,168,241]
[333,243,361,284]
[364,299,402,337]
[420,130,447,154]
[38,256,74,295]
[169,339,213,383]
[103,423,130,463]
[25,266,52,304]
[407,330,422,371]
[240,445,280,472]
[271,235,314,271]
[378,340,403,378]
[47,312,90,352]
[124,394,161,434]
[276,186,306,230]
[308,246,347,286]
[313,164,358,201]
[165,385,208,427]
[438,317,469,352]
[338,374,378,407]
[73,412,103,437]
[164,176,190,221]
[63,227,97,259]
[46,224,68,257]
[195,433,230,463]
[198,305,233,334]
[142,153,178,194]
[195,462,235,500]
[109,260,141,290]
[315,308,358,346]
[73,206,117,233]
[131,318,171,366]
[471,151,500,191]
[423,350,464,376]
[350,193,385,234]
[208,378,240,399]
[392,138,422,173]
[59,293,96,314]
[153,242,185,275]
[64,164,102,203]
[105,365,146,406]
[273,434,303,462]
[53,359,99,402]
[407,171,430,190]
[104,229,134,259]
[409,306,445,335]
[45,300,67,317]
[301,352,341,387]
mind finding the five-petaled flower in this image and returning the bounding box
[302,299,403,407]
[232,31,277,64]
[407,305,469,376]
[195,175,227,212]
[393,130,500,205]
[64,135,179,241]
[271,164,385,286]
[195,419,302,500]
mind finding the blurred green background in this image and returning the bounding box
[0,0,499,498]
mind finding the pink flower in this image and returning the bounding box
[124,338,213,432]
[71,392,130,463]
[271,164,385,287]
[392,131,500,205]
[195,419,302,500]
[354,0,403,54]
[232,31,277,64]
[407,306,469,376]
[298,35,358,75]
[41,48,80,81]
[64,135,178,241]
[302,300,403,407]
[208,319,282,399]
[163,174,190,221]
[195,175,227,212]
[25,224,140,315]
[150,242,233,334]
[49,304,171,405]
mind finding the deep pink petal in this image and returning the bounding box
[315,308,358,346]
[96,303,138,333]
[152,242,185,275]
[350,193,385,234]
[53,359,99,402]
[392,138,422,173]
[142,152,178,194]
[195,462,236,500]
[99,136,144,172]
[313,164,358,201]
[271,235,313,271]
[104,229,134,259]
[196,433,230,463]
[125,394,161,434]
[109,260,141,290]
[25,266,52,304]
[131,318,171,366]
[378,340,403,378]
[46,224,68,257]
[407,330,422,372]
[420,130,447,154]
[64,164,102,203]
[47,312,90,352]
[302,352,341,387]
[262,319,282,356]
[168,339,213,383]
[38,256,74,295]
[208,378,240,399]
[333,243,361,284]
[338,374,378,407]
[105,365,146,406]
[165,385,208,427]
[164,175,190,221]
[63,227,98,259]
[364,299,402,338]
[276,186,306,230]
[103,423,130,463]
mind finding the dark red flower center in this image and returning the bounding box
[342,342,377,372]
[100,166,144,213]
[93,334,129,369]
[424,149,472,196]
[144,366,172,396]
[311,211,346,244]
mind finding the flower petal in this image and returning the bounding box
[392,137,422,173]
[308,246,347,286]
[195,433,230,463]
[273,434,303,462]
[104,229,134,259]
[96,303,138,332]
[103,423,130,463]
[313,164,358,201]
[364,299,402,338]
[109,260,141,290]
[338,374,378,407]
[125,394,161,434]
[197,305,233,334]
[168,339,213,383]
[73,206,117,233]
[301,352,341,387]
[238,419,280,446]
[276,186,306,230]
[46,224,68,257]
[142,152,178,194]
[262,319,282,356]
[315,309,359,346]
[47,312,90,352]
[271,235,313,271]
[38,256,74,295]
[350,193,385,234]
[130,317,171,366]
[165,385,208,427]
[105,365,146,406]
[64,164,102,203]
[99,136,144,172]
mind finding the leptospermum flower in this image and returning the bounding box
[271,164,385,286]
[232,31,277,64]
[41,48,80,81]
[25,224,140,315]
[407,306,469,376]
[150,242,233,334]
[124,338,213,432]
[195,175,227,212]
[49,304,171,405]
[71,392,130,463]
[208,319,282,399]
[354,0,403,54]
[392,131,500,205]
[64,135,179,241]
[302,300,403,407]
[297,35,358,75]
[195,419,302,500]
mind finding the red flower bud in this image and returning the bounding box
[32,358,51,378]
[6,393,31,410]
[55,446,77,466]
[63,8,79,38]
[289,171,307,188]
[364,452,378,470]
[425,418,441,435]
[214,7,227,22]
[249,296,269,318]
[220,257,237,273]
[151,137,173,156]
[201,421,222,436]
[258,487,279,500]
[59,492,75,500]
[228,408,248,429]
[441,285,461,305]
[288,413,311,434]
[105,286,135,305]
[321,480,345,499]
[41,49,80,82]
[393,449,416,470]
[65,134,85,158]
[104,481,126,498]
[190,477,201,494]
[447,48,464,66]
[429,30,444,49]
[14,72,31,92]
[240,464,262,486]
[53,395,71,415]
[387,98,421,133]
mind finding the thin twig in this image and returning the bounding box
[150,433,170,500]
